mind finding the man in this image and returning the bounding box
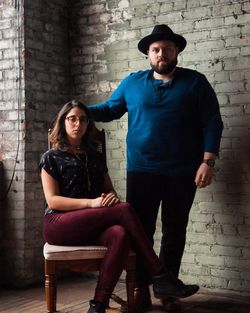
[89,24,223,312]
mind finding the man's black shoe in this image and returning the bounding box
[87,299,106,313]
[153,270,199,299]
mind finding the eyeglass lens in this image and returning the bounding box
[66,115,89,124]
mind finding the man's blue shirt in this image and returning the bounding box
[89,67,223,177]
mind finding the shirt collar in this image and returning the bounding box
[149,67,180,87]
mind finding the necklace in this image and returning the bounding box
[72,151,91,192]
[69,144,82,151]
[72,151,84,161]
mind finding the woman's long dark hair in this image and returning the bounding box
[49,100,97,151]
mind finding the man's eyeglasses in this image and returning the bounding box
[65,115,89,125]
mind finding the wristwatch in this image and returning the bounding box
[203,159,215,167]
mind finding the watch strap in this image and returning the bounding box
[203,159,215,167]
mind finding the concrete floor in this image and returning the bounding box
[0,275,250,313]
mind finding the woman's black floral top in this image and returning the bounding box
[39,148,108,214]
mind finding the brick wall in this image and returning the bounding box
[70,0,250,294]
[0,0,69,287]
[0,0,26,286]
[0,0,249,292]
[23,0,70,286]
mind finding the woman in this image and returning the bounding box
[39,100,197,313]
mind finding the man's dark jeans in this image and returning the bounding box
[126,171,197,287]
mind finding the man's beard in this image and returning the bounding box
[150,58,178,75]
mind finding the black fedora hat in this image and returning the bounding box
[138,24,187,55]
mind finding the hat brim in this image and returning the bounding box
[138,33,186,55]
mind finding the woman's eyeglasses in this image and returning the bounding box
[65,115,89,125]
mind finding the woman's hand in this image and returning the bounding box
[90,196,105,208]
[101,192,120,207]
[90,193,120,208]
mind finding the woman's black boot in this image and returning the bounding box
[87,299,106,313]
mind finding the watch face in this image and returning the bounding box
[206,159,215,167]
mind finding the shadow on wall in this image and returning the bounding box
[0,161,7,286]
[219,125,250,205]
[0,161,4,199]
[216,125,250,292]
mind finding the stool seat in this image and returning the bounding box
[44,243,108,260]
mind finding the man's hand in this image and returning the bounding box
[195,163,214,188]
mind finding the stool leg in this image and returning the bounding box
[45,260,57,313]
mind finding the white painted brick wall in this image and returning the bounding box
[0,0,27,285]
[1,0,249,292]
[71,0,250,295]
[0,0,69,287]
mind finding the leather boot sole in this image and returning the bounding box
[161,297,181,312]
